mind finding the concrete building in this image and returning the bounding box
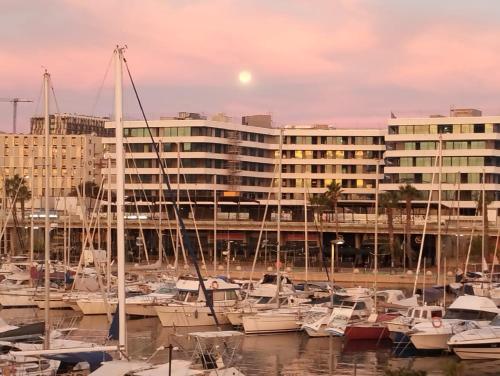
[101,113,386,261]
[0,133,103,198]
[382,109,500,219]
[103,113,385,212]
[30,113,112,137]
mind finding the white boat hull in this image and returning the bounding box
[242,312,301,334]
[125,303,157,317]
[410,333,450,350]
[35,298,70,309]
[452,346,500,360]
[0,290,36,307]
[303,325,329,337]
[76,300,117,315]
[155,306,230,327]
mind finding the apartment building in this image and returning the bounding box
[30,113,112,137]
[103,113,385,216]
[281,125,385,204]
[382,109,500,218]
[0,133,103,198]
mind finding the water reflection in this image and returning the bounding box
[1,309,500,375]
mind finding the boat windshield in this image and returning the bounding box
[490,315,500,326]
[443,308,497,321]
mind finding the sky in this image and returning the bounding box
[2,0,500,133]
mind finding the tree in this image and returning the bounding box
[69,181,100,199]
[309,193,330,262]
[5,174,32,250]
[325,181,343,264]
[399,184,420,268]
[69,180,100,217]
[474,191,494,263]
[380,191,400,268]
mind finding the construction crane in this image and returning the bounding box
[0,98,33,133]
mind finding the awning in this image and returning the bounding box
[208,232,246,241]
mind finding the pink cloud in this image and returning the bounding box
[388,24,500,90]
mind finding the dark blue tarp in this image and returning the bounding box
[44,351,112,372]
[108,304,120,340]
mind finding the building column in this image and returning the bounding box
[354,233,361,249]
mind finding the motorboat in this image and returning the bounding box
[304,296,373,337]
[90,331,245,375]
[226,273,310,326]
[387,305,445,339]
[343,312,398,341]
[125,282,178,317]
[154,278,241,327]
[0,273,36,307]
[409,295,500,351]
[242,306,309,334]
[376,290,418,313]
[448,315,500,359]
[33,290,71,309]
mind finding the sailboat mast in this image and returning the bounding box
[43,71,51,350]
[158,141,162,265]
[304,185,308,288]
[437,135,442,285]
[114,47,127,355]
[30,154,34,265]
[107,156,112,292]
[275,129,283,308]
[482,168,486,271]
[374,160,380,311]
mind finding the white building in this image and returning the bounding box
[382,109,499,219]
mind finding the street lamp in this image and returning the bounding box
[223,241,234,278]
[330,237,344,304]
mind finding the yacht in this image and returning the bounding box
[409,295,500,351]
[387,305,444,340]
[448,315,500,359]
[226,274,306,326]
[242,306,310,334]
[154,278,241,327]
[304,296,373,337]
[125,282,178,317]
[0,273,36,307]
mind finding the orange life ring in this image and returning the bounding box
[211,281,219,289]
[432,317,442,328]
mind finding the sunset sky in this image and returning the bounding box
[2,0,500,132]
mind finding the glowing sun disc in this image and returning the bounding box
[238,70,252,84]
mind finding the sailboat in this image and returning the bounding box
[0,70,120,375]
[88,46,246,374]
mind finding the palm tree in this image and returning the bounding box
[5,174,32,250]
[399,184,420,268]
[69,180,100,216]
[309,193,329,258]
[474,191,494,262]
[325,181,343,264]
[380,191,400,268]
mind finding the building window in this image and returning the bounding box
[438,125,453,134]
[473,124,485,133]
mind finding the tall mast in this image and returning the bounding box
[275,129,283,307]
[114,46,127,355]
[213,174,217,273]
[30,154,34,266]
[482,168,486,271]
[456,172,460,270]
[374,160,380,311]
[158,141,162,265]
[43,70,51,349]
[175,142,180,270]
[106,156,112,292]
[437,135,442,285]
[303,185,308,288]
